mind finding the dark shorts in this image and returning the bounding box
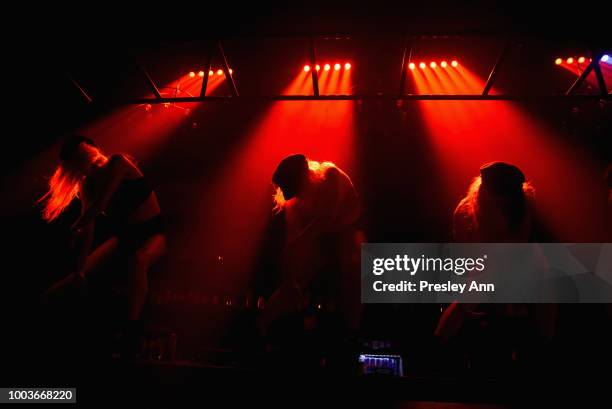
[115,214,166,255]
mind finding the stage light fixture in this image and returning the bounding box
[344,62,351,70]
[229,68,233,74]
[601,55,609,62]
[315,64,321,71]
[419,62,426,69]
[566,57,574,64]
[189,71,195,78]
[577,56,586,64]
[304,65,311,72]
[555,58,563,65]
[440,61,448,68]
[334,63,341,71]
[198,71,205,77]
[324,64,331,71]
[430,62,437,69]
[217,69,223,75]
[209,70,214,76]
[408,62,415,70]
[451,60,458,67]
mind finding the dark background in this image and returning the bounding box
[1,3,611,403]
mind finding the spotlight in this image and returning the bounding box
[198,71,205,77]
[229,68,233,74]
[419,62,426,69]
[555,58,563,65]
[189,71,195,78]
[408,62,415,70]
[209,70,214,76]
[324,64,331,71]
[566,57,574,64]
[334,63,341,71]
[440,61,448,68]
[304,65,311,72]
[315,64,321,71]
[451,60,458,67]
[217,69,223,75]
[430,61,437,69]
[578,56,586,64]
[601,55,610,62]
[344,62,351,70]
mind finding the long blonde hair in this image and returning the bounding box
[455,176,535,238]
[39,143,108,222]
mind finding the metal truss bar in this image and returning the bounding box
[309,37,320,96]
[399,37,411,95]
[218,40,239,96]
[125,94,609,104]
[67,73,93,103]
[483,41,512,96]
[200,46,214,98]
[566,59,597,95]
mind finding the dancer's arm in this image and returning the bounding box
[72,154,130,231]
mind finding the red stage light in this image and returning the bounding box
[555,58,563,65]
[324,64,331,71]
[578,56,586,63]
[334,63,341,71]
[209,70,214,76]
[419,62,426,69]
[451,60,459,67]
[189,71,195,78]
[315,64,321,71]
[229,68,233,74]
[198,71,205,77]
[344,62,351,70]
[430,61,437,69]
[217,69,224,75]
[408,62,415,70]
[566,57,574,64]
[440,61,448,68]
[304,65,311,72]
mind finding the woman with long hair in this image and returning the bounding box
[436,162,557,364]
[258,154,363,336]
[40,135,166,322]
[452,161,535,242]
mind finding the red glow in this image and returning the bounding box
[304,65,311,72]
[566,57,574,64]
[189,71,195,78]
[440,61,448,68]
[324,64,331,71]
[430,62,437,69]
[198,71,205,77]
[187,72,356,297]
[334,63,341,71]
[419,62,426,69]
[451,60,459,67]
[316,64,321,71]
[409,62,415,70]
[578,56,586,64]
[344,62,351,70]
[217,69,223,75]
[209,70,214,76]
[412,65,604,241]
